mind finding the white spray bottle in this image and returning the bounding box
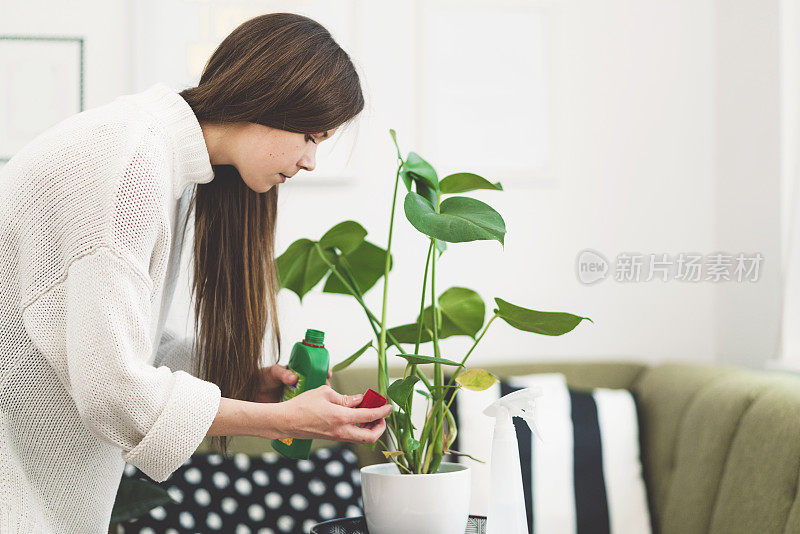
[482,387,544,534]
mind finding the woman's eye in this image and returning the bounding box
[305,134,317,145]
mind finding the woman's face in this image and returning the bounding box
[205,122,337,193]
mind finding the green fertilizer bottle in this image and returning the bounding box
[271,329,330,460]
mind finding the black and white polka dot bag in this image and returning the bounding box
[119,445,363,534]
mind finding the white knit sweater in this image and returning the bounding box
[0,83,223,533]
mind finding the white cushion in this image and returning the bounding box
[449,372,653,534]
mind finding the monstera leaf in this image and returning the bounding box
[401,152,439,192]
[276,221,390,300]
[318,220,367,255]
[455,368,498,391]
[111,478,174,524]
[404,193,506,245]
[389,287,485,344]
[276,239,333,301]
[494,298,593,335]
[323,241,391,295]
[439,172,503,194]
[332,341,373,373]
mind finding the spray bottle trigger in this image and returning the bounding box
[520,413,544,444]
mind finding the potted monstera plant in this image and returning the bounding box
[276,130,591,534]
[108,477,174,532]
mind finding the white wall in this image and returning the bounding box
[274,0,720,370]
[715,0,783,369]
[0,0,132,110]
[777,0,800,370]
[1,0,785,371]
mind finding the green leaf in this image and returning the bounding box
[276,239,333,300]
[436,287,485,338]
[388,376,420,410]
[405,437,421,452]
[415,388,432,399]
[494,298,593,335]
[445,449,487,463]
[455,368,498,391]
[414,180,439,211]
[319,221,367,255]
[435,239,447,256]
[401,410,417,431]
[402,152,439,192]
[389,129,402,161]
[332,341,373,373]
[401,172,412,191]
[440,172,503,194]
[439,288,485,335]
[404,193,506,245]
[396,353,461,366]
[388,323,432,344]
[111,478,175,523]
[390,287,485,343]
[323,241,391,295]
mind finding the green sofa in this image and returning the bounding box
[199,361,800,534]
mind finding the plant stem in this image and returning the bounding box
[428,236,444,473]
[378,162,403,399]
[391,456,414,474]
[313,245,374,327]
[311,149,409,462]
[410,366,458,472]
[312,244,401,452]
[414,241,435,354]
[420,315,499,472]
[313,253,408,362]
[443,313,499,392]
[428,384,461,472]
[376,437,413,474]
[415,395,436,471]
[311,245,408,358]
[313,258,412,361]
[312,244,457,470]
[332,255,384,340]
[409,240,434,468]
[444,403,458,451]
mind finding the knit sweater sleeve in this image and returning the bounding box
[22,245,220,482]
[17,123,221,482]
[155,327,201,377]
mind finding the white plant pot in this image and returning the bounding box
[360,461,471,534]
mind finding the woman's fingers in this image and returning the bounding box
[324,368,332,387]
[323,385,393,422]
[328,387,363,408]
[273,364,298,386]
[350,404,394,424]
[344,417,387,443]
[280,385,393,443]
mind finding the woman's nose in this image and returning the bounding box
[298,150,316,172]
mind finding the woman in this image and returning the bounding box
[0,12,392,534]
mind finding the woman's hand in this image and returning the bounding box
[275,385,393,444]
[253,364,333,404]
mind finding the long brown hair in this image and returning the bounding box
[178,12,364,454]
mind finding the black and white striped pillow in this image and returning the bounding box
[442,373,653,534]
